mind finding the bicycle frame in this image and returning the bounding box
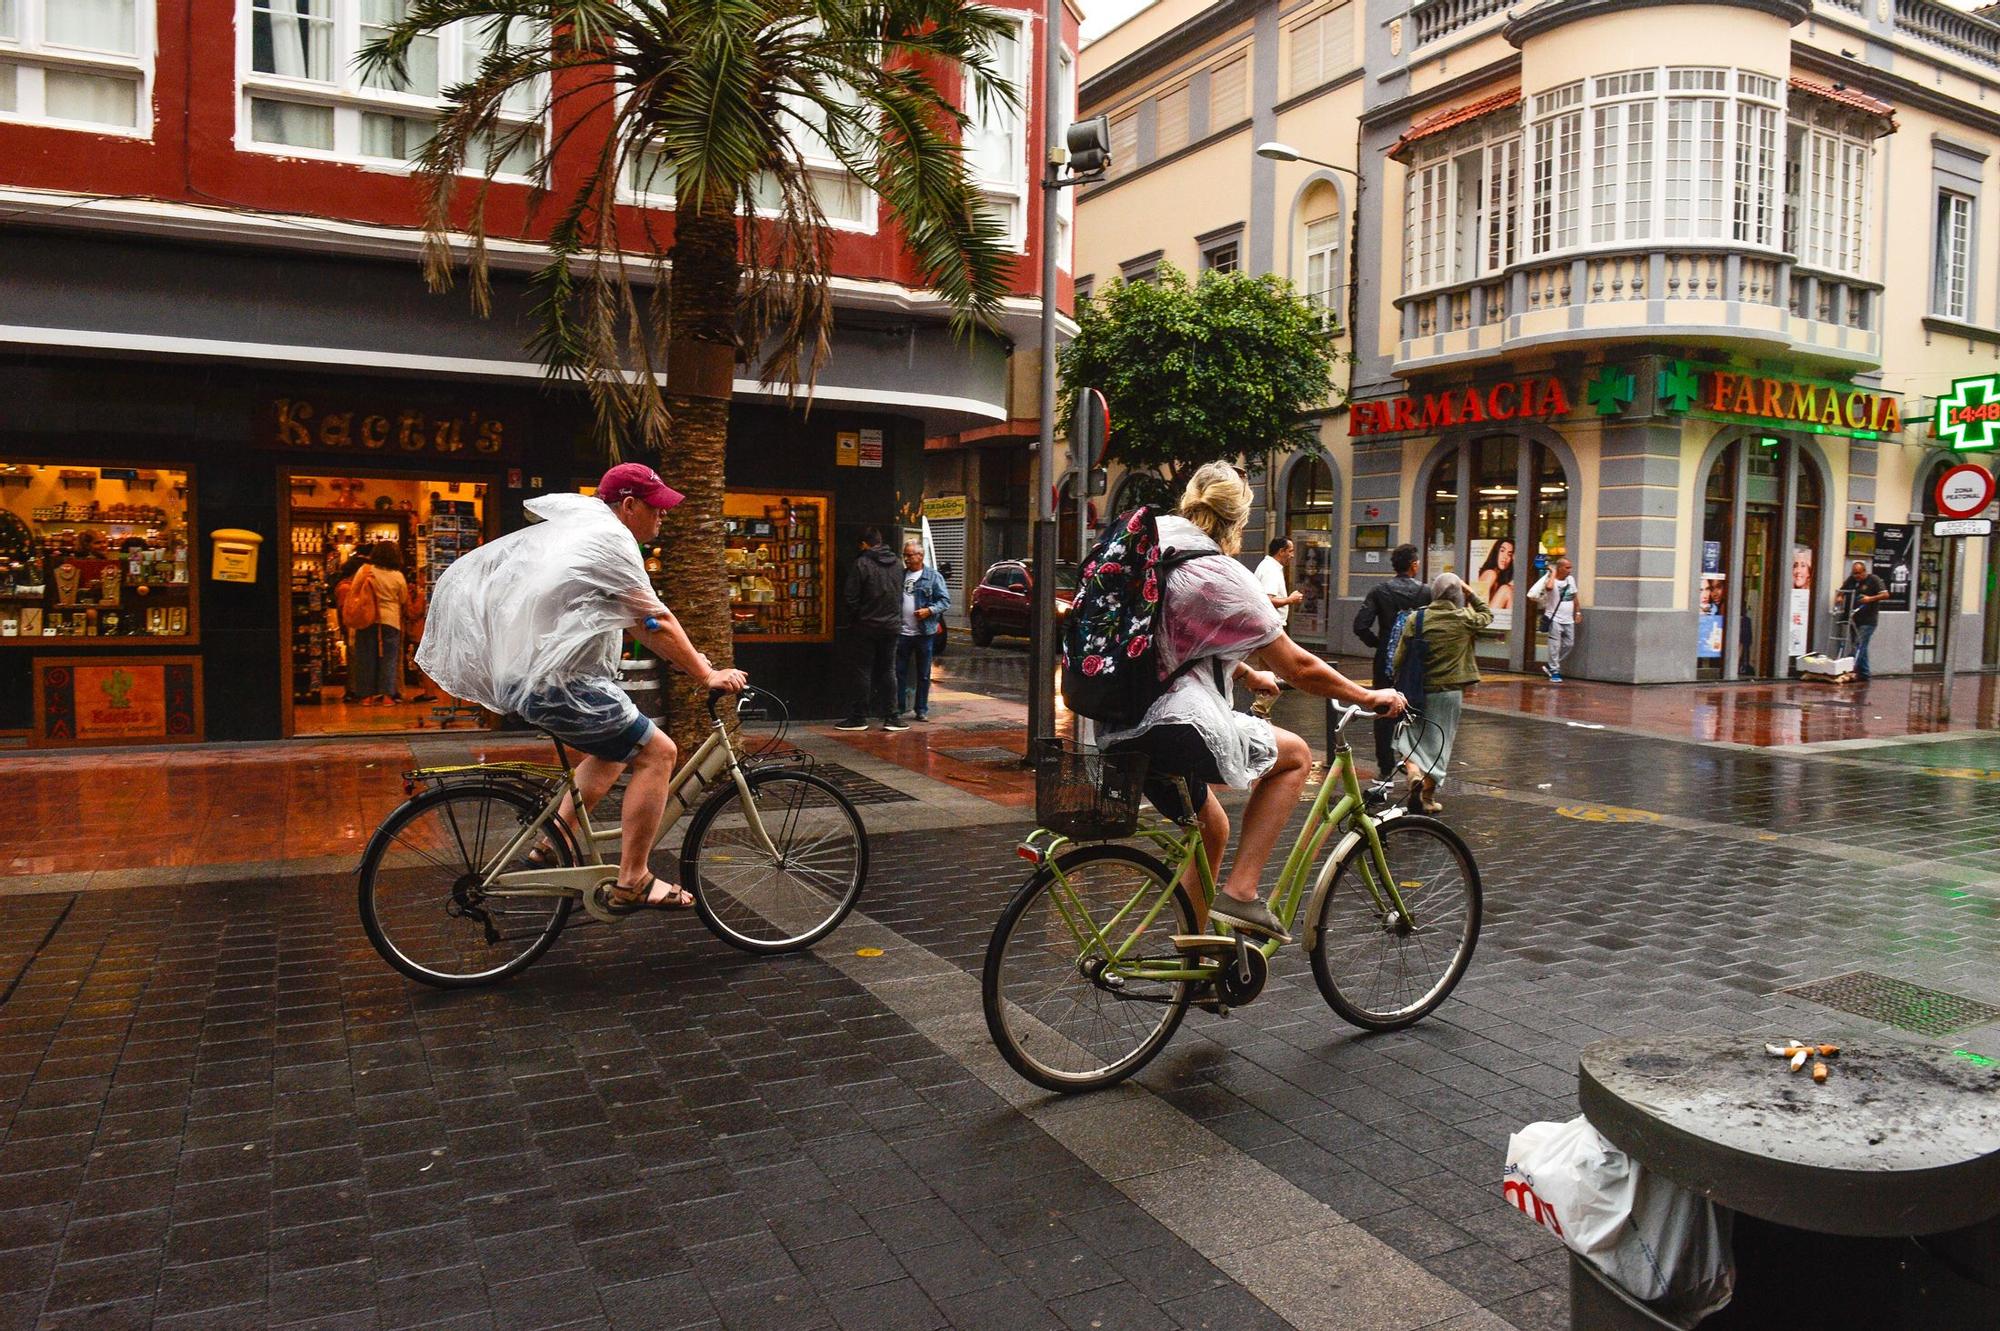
[1031,705,1418,986]
[468,708,780,898]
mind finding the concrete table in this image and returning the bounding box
[1571,1032,2000,1329]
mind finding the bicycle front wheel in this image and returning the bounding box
[982,844,1195,1093]
[358,783,575,989]
[680,768,867,954]
[1308,815,1481,1031]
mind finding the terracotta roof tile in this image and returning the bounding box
[1389,89,1521,158]
[1789,76,1895,123]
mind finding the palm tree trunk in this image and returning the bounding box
[656,197,741,755]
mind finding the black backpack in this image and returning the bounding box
[1385,608,1428,714]
[1061,506,1219,727]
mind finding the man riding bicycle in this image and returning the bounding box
[1101,463,1405,942]
[417,463,747,913]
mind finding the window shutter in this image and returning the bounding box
[1289,14,1321,94]
[1109,111,1138,175]
[1155,84,1190,157]
[1209,55,1246,128]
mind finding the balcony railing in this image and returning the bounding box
[1394,245,1883,372]
[1412,0,1511,47]
[1892,0,2000,66]
[1819,0,1861,12]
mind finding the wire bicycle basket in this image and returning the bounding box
[1033,738,1149,841]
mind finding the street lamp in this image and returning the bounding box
[1255,141,1360,177]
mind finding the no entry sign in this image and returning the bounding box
[1935,463,1995,520]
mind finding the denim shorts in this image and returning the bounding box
[520,679,655,763]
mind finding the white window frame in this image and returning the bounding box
[1054,44,1074,269]
[1303,211,1341,329]
[1934,188,1974,321]
[1403,114,1520,296]
[236,0,544,182]
[965,8,1030,253]
[1525,65,1785,261]
[1785,102,1873,278]
[618,105,879,236]
[0,0,154,136]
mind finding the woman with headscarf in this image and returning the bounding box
[1391,572,1490,814]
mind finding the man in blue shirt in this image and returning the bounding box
[894,540,951,722]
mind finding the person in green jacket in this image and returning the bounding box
[1391,573,1491,813]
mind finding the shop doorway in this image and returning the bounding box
[282,472,491,736]
[1282,455,1337,644]
[1421,435,1572,671]
[1693,437,1824,680]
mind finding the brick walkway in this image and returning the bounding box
[3,686,2000,1330]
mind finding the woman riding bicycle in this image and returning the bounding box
[1101,463,1405,942]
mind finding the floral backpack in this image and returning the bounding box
[1060,506,1219,727]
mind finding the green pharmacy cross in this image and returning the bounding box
[1586,366,1635,417]
[1657,361,1701,413]
[1935,373,2000,451]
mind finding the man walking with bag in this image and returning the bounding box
[1353,543,1433,804]
[1526,556,1581,682]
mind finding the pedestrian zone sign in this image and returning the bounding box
[1933,373,2000,451]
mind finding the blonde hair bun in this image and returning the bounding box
[1178,461,1252,554]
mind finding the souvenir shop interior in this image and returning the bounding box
[0,462,195,644]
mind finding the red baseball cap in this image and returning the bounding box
[598,462,684,511]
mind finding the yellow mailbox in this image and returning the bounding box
[209,528,264,584]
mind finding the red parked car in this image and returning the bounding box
[968,560,1078,645]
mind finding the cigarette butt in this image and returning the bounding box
[1813,1061,1829,1083]
[1791,1049,1810,1071]
[1818,1044,1840,1057]
[1766,1044,1792,1057]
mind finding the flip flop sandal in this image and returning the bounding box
[604,872,695,914]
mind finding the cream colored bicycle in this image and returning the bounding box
[358,688,867,987]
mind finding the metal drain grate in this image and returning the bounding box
[1781,971,2000,1036]
[808,761,916,806]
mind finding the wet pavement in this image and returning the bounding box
[3,666,2000,1330]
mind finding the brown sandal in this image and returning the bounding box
[605,872,695,913]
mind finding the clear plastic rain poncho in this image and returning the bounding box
[415,493,667,717]
[1098,515,1285,787]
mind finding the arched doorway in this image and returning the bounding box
[1420,434,1573,670]
[1281,455,1337,641]
[1693,435,1826,679]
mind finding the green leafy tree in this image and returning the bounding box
[361,0,1018,745]
[1058,263,1340,496]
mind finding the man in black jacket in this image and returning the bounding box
[1352,542,1433,803]
[837,527,907,731]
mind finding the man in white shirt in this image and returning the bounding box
[1254,536,1305,625]
[1526,556,1581,682]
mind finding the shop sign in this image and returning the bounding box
[1669,365,1900,437]
[33,656,202,746]
[264,398,514,458]
[1871,523,1915,612]
[1932,373,2000,452]
[1348,378,1574,438]
[921,495,968,521]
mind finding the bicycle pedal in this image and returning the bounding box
[1171,934,1239,957]
[1193,994,1231,1016]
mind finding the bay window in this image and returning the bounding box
[1522,66,1784,260]
[966,13,1029,250]
[0,0,150,131]
[243,1,541,176]
[1404,115,1520,293]
[1785,102,1873,277]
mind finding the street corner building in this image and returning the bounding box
[0,0,1079,744]
[1077,0,1999,684]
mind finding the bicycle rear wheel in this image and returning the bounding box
[680,768,867,954]
[1308,815,1480,1031]
[358,783,575,988]
[982,844,1195,1093]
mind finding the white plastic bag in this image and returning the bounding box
[1504,1117,1733,1327]
[416,493,667,719]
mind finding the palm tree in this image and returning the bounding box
[362,0,1019,745]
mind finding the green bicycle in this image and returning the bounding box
[982,701,1481,1093]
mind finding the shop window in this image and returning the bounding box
[721,492,832,641]
[1424,437,1571,667]
[1693,438,1824,679]
[1697,442,1736,679]
[1284,457,1335,640]
[0,463,194,642]
[243,1,543,177]
[286,473,488,736]
[0,0,151,133]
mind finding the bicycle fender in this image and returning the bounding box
[1298,807,1408,953]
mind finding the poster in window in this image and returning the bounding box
[1870,523,1915,611]
[1788,543,1813,658]
[1427,543,1457,579]
[858,429,884,468]
[1291,531,1332,641]
[1469,537,1515,632]
[1698,575,1727,659]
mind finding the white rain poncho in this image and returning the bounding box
[1099,516,1285,787]
[415,493,667,717]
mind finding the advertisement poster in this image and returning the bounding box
[1469,537,1515,632]
[1870,523,1915,612]
[858,428,884,468]
[34,657,202,746]
[1291,531,1332,641]
[1427,543,1457,578]
[835,431,860,466]
[1788,543,1813,658]
[1697,540,1725,660]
